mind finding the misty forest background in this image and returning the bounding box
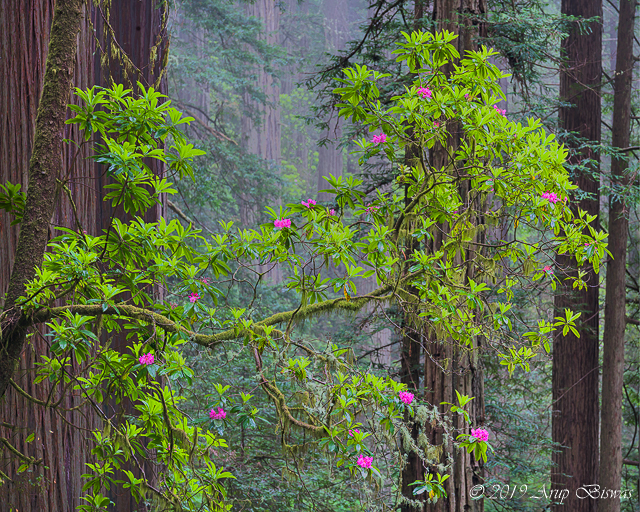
[0,0,639,511]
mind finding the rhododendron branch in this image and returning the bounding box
[25,284,396,348]
[252,346,323,433]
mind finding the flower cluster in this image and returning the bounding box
[371,133,387,145]
[542,191,560,204]
[416,86,432,99]
[189,292,200,303]
[200,277,209,285]
[493,105,506,116]
[399,391,414,405]
[348,429,361,437]
[274,218,291,229]
[357,454,373,469]
[328,209,336,216]
[301,198,317,208]
[543,265,553,275]
[471,428,489,442]
[209,407,226,420]
[139,353,154,365]
[365,205,379,213]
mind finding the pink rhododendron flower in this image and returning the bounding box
[493,105,506,116]
[465,93,470,100]
[365,205,379,213]
[274,218,292,229]
[543,265,553,275]
[301,198,317,208]
[209,407,226,420]
[542,191,560,204]
[189,292,200,303]
[200,277,209,284]
[357,454,373,469]
[433,121,441,128]
[371,133,387,145]
[417,86,432,99]
[348,429,361,437]
[399,391,414,405]
[329,209,336,216]
[471,428,489,442]
[139,353,154,365]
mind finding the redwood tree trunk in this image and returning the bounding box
[552,0,602,508]
[422,0,486,510]
[0,1,167,510]
[599,0,635,510]
[0,3,85,512]
[400,136,424,512]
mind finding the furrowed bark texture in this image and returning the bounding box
[400,135,424,511]
[0,0,83,411]
[553,0,602,508]
[599,0,636,511]
[84,5,169,510]
[0,1,167,510]
[0,2,85,510]
[420,0,486,510]
[0,3,103,510]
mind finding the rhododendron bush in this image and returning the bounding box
[0,31,606,510]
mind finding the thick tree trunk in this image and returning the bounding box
[400,135,424,512]
[92,4,168,510]
[0,3,85,511]
[239,0,282,283]
[0,1,167,510]
[0,0,83,413]
[422,0,486,510]
[599,1,636,511]
[552,0,602,508]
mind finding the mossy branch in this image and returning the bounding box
[27,283,394,349]
[0,436,42,465]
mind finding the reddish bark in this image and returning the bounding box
[599,0,636,511]
[0,1,167,510]
[552,0,602,508]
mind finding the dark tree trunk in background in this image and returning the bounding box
[599,0,636,511]
[0,1,167,511]
[552,0,602,507]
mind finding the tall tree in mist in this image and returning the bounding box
[600,0,636,510]
[552,0,602,507]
